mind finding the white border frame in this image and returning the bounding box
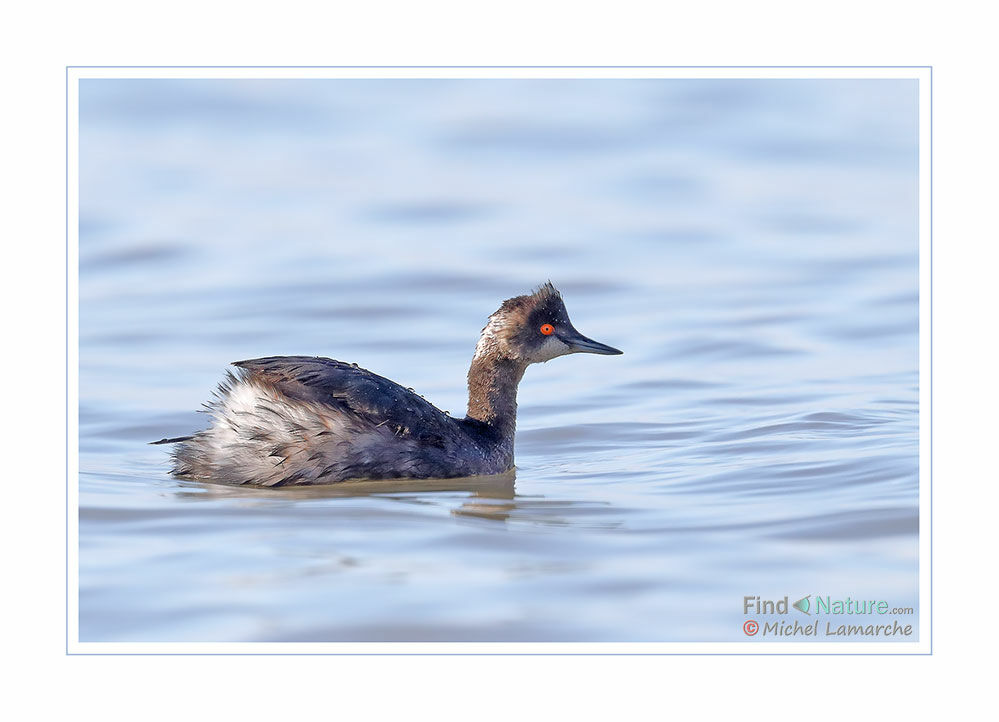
[67,66,931,655]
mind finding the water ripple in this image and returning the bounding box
[78,77,920,643]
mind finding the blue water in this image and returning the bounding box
[78,78,920,643]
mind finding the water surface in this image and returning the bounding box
[79,78,919,643]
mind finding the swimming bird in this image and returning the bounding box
[155,282,621,486]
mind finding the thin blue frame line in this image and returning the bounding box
[65,65,70,657]
[69,651,929,656]
[67,67,931,655]
[66,64,932,69]
[928,65,933,656]
[67,642,928,656]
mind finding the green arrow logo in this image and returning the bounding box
[793,595,811,615]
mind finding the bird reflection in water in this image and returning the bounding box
[171,469,519,520]
[171,470,619,528]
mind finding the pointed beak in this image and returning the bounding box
[558,327,623,355]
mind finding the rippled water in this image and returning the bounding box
[77,78,920,643]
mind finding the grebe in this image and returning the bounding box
[155,282,621,486]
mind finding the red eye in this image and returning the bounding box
[540,324,554,336]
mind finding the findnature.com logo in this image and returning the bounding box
[741,595,915,639]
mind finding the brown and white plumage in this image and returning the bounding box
[157,282,621,486]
